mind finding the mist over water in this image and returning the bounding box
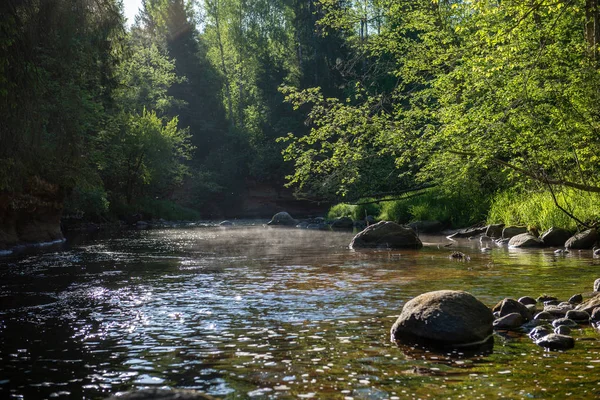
[1,224,600,398]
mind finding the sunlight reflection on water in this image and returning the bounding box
[1,226,600,398]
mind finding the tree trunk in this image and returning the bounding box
[586,0,600,58]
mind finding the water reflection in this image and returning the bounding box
[1,226,600,398]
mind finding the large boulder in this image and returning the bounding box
[508,233,544,248]
[391,290,494,347]
[350,221,422,249]
[541,227,572,247]
[330,216,354,230]
[267,211,298,227]
[565,229,598,249]
[502,226,528,239]
[485,224,505,238]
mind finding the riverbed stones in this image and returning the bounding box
[541,227,572,247]
[508,233,544,248]
[566,310,589,323]
[485,224,505,238]
[552,318,578,329]
[107,389,217,400]
[390,290,493,347]
[554,325,571,335]
[544,305,572,317]
[492,298,533,322]
[568,294,583,304]
[537,295,558,303]
[535,333,575,350]
[529,326,551,340]
[493,313,524,330]
[267,212,298,227]
[565,229,598,249]
[350,221,423,250]
[446,226,487,239]
[575,293,600,314]
[502,226,528,239]
[594,278,600,292]
[518,296,537,306]
[534,311,554,321]
[590,308,600,325]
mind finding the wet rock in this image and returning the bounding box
[219,220,233,227]
[307,223,328,230]
[408,220,444,234]
[493,311,501,319]
[558,301,574,309]
[594,278,600,292]
[535,333,575,350]
[544,305,571,318]
[351,221,423,250]
[518,296,537,306]
[485,224,505,238]
[529,326,552,340]
[449,251,470,261]
[295,221,309,229]
[446,226,487,239]
[267,212,298,227]
[544,300,561,306]
[107,389,217,400]
[566,310,589,323]
[554,325,571,335]
[525,304,537,313]
[390,290,493,347]
[569,294,583,304]
[492,298,533,322]
[493,312,525,330]
[575,293,600,314]
[541,227,572,247]
[508,233,544,248]
[551,318,579,328]
[495,238,510,246]
[565,229,598,249]
[502,226,528,239]
[330,216,354,230]
[537,295,558,303]
[590,308,600,325]
[534,311,554,321]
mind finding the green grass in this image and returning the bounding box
[327,200,382,221]
[487,188,600,231]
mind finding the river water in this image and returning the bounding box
[1,223,600,399]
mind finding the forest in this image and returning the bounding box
[2,0,600,241]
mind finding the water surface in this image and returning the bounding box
[1,224,600,399]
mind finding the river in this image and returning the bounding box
[1,222,600,399]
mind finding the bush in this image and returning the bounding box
[487,188,600,231]
[327,203,356,219]
[64,186,110,221]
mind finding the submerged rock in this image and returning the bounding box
[391,290,493,347]
[350,221,422,250]
[535,333,575,350]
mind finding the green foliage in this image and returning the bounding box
[377,189,488,228]
[488,189,600,231]
[63,186,110,221]
[327,203,355,219]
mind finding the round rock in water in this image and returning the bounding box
[565,310,589,323]
[534,311,554,321]
[568,294,583,304]
[492,298,533,322]
[350,221,423,250]
[518,296,537,306]
[390,290,493,347]
[540,227,572,247]
[535,333,575,350]
[565,228,598,249]
[552,318,578,328]
[529,326,551,340]
[508,233,543,248]
[554,325,571,335]
[493,312,524,330]
[267,211,298,227]
[575,293,600,314]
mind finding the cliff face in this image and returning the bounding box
[0,178,64,250]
